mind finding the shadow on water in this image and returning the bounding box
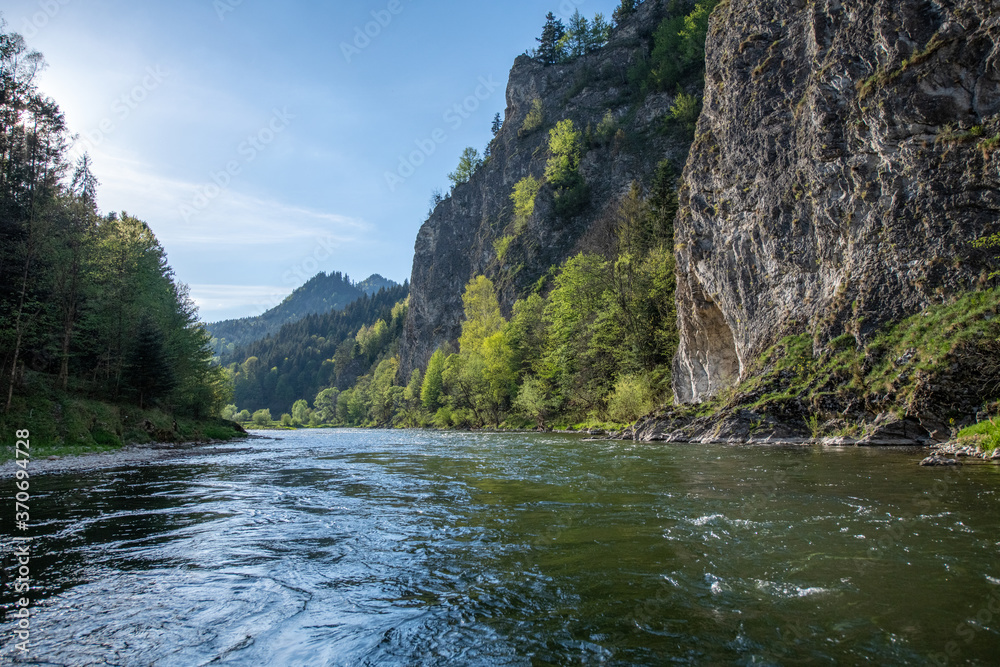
[2,429,999,665]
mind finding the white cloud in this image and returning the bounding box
[188,284,292,321]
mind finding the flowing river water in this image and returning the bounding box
[2,429,1000,665]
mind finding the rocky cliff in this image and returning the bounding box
[400,2,692,376]
[673,0,1000,403]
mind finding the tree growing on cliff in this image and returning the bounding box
[511,175,541,230]
[613,0,637,25]
[544,119,589,217]
[565,10,591,58]
[448,147,482,188]
[535,12,566,65]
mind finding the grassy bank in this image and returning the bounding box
[1,393,245,461]
[957,417,1000,452]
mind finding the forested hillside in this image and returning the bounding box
[0,26,236,449]
[226,284,409,416]
[207,272,397,358]
[227,0,715,430]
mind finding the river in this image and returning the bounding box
[2,429,999,665]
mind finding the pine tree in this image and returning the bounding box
[535,12,566,65]
[491,112,503,136]
[124,318,177,409]
[567,10,590,58]
[613,0,637,26]
[70,153,99,209]
[589,14,612,51]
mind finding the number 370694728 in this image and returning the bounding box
[15,429,30,530]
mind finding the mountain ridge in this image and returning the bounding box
[208,272,397,357]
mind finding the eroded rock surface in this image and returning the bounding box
[674,0,1000,402]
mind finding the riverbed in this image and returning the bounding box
[2,429,998,664]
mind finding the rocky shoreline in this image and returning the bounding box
[919,441,1000,466]
[0,435,271,477]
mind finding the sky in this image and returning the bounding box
[3,0,621,322]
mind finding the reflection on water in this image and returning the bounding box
[2,429,1000,665]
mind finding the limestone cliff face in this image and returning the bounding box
[401,2,689,376]
[674,0,1000,403]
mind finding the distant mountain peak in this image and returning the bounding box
[207,270,397,356]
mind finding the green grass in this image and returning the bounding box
[684,287,1000,433]
[958,417,1000,452]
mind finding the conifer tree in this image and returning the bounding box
[491,112,503,136]
[567,10,590,58]
[613,0,637,25]
[535,12,566,65]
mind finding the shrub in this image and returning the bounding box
[669,92,702,130]
[252,408,272,426]
[519,98,544,137]
[510,175,541,229]
[595,110,617,143]
[607,374,654,423]
[494,235,514,262]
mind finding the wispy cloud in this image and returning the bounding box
[89,147,371,247]
[188,284,292,321]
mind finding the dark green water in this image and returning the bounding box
[2,429,999,665]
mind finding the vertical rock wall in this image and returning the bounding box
[674,0,1000,402]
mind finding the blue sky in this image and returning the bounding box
[4,0,620,322]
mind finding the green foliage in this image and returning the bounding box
[511,175,541,229]
[613,0,637,25]
[229,285,409,415]
[220,404,238,421]
[292,399,311,425]
[635,0,719,95]
[313,387,339,423]
[0,26,234,439]
[669,91,702,130]
[519,98,545,137]
[607,374,654,423]
[448,147,483,187]
[535,12,566,65]
[252,408,272,426]
[494,235,514,262]
[723,288,1000,420]
[280,413,293,427]
[421,349,447,411]
[595,110,618,143]
[958,417,1000,453]
[973,232,1000,279]
[544,119,589,217]
[544,119,583,186]
[514,377,556,427]
[458,276,505,355]
[207,271,382,357]
[237,409,251,422]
